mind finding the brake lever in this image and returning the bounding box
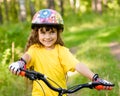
[25,72,37,80]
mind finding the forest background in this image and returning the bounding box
[0,0,120,96]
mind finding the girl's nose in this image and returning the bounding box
[45,33,51,39]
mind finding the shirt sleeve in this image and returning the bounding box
[59,46,79,73]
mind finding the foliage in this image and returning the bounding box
[0,47,27,96]
[0,22,31,96]
[1,0,120,23]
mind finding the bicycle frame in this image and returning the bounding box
[20,69,114,96]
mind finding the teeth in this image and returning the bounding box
[44,40,52,42]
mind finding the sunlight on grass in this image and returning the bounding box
[97,31,111,37]
[69,14,105,32]
[96,26,118,38]
[68,18,105,32]
[80,18,105,29]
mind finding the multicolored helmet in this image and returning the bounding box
[31,9,64,30]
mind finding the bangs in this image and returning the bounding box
[39,26,57,32]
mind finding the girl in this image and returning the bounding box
[9,9,113,96]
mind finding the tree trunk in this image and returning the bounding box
[59,0,64,16]
[70,0,74,9]
[92,0,102,14]
[47,0,55,9]
[3,0,9,22]
[75,0,80,13]
[10,0,18,22]
[18,0,26,22]
[97,0,102,14]
[92,0,97,12]
[0,3,3,24]
[29,0,36,19]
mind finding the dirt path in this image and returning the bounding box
[109,42,120,62]
[70,42,120,61]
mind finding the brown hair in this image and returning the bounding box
[25,26,64,51]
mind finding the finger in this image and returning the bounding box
[10,67,15,73]
[16,69,20,75]
[11,67,17,75]
[103,86,112,90]
[13,68,18,75]
[9,65,14,71]
[106,86,113,90]
[108,87,112,90]
[9,66,12,72]
[104,86,108,90]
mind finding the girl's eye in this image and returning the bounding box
[51,31,55,34]
[40,31,45,34]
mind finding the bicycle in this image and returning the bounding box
[20,68,115,96]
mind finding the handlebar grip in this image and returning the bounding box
[95,85,104,90]
[20,71,26,76]
[95,85,112,90]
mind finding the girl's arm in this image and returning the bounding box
[75,63,114,90]
[21,53,31,64]
[75,63,95,80]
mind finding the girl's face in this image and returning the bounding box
[38,27,57,49]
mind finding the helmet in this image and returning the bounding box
[31,9,64,30]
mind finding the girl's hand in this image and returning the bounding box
[92,74,113,90]
[9,60,25,75]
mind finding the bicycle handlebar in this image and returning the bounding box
[20,68,115,95]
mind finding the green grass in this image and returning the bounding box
[0,10,120,96]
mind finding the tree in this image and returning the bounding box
[0,3,3,24]
[92,0,102,14]
[70,0,74,10]
[47,0,55,9]
[29,0,36,19]
[75,0,80,13]
[69,0,80,13]
[3,0,9,22]
[10,0,18,22]
[18,0,27,22]
[59,0,64,16]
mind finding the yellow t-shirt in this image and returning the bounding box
[26,44,79,96]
